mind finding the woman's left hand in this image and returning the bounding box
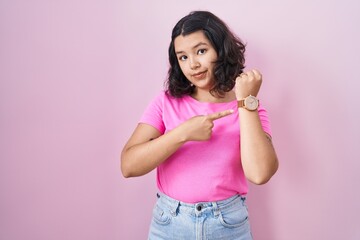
[234,69,262,100]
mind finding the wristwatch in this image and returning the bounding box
[237,95,259,111]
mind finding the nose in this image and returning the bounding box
[190,57,200,70]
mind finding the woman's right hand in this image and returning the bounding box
[121,109,233,178]
[179,109,234,141]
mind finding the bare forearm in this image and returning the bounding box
[121,128,185,178]
[239,109,278,184]
[121,109,234,178]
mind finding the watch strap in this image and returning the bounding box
[237,95,259,111]
[237,99,245,108]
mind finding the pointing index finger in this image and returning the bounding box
[207,109,234,121]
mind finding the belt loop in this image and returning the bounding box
[240,196,246,206]
[169,199,180,217]
[157,192,179,217]
[212,202,220,217]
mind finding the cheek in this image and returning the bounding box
[205,55,217,70]
[208,62,216,73]
[178,63,189,75]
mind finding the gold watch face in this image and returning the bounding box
[244,96,259,110]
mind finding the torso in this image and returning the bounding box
[190,89,236,103]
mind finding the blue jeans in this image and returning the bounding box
[148,192,253,240]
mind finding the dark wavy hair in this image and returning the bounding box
[165,11,246,98]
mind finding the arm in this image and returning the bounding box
[120,123,186,178]
[238,108,278,184]
[235,70,279,184]
[121,110,234,178]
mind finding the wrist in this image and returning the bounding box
[237,95,259,111]
[173,124,189,143]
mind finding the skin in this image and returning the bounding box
[121,30,278,184]
[235,70,278,184]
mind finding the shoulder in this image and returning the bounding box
[146,91,167,106]
[145,90,183,111]
[152,90,172,101]
[155,90,187,103]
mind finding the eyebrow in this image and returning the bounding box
[175,42,208,55]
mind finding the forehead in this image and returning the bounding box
[174,30,212,51]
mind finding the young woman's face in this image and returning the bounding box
[174,31,218,90]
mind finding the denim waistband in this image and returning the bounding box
[156,192,246,217]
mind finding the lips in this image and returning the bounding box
[192,71,207,79]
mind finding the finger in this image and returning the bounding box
[240,72,247,77]
[238,72,247,80]
[252,69,262,80]
[246,70,255,79]
[207,109,234,121]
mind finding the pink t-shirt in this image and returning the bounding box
[140,91,271,203]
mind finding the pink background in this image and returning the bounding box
[1,0,359,239]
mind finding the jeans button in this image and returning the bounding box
[196,205,202,211]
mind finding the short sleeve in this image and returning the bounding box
[258,104,272,137]
[139,92,165,134]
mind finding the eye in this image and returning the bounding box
[197,49,207,55]
[179,55,187,61]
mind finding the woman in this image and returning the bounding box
[121,10,278,240]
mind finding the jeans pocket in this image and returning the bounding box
[218,203,249,228]
[152,202,172,225]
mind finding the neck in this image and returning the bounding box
[191,89,236,103]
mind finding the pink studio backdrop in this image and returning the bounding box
[1,0,359,239]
